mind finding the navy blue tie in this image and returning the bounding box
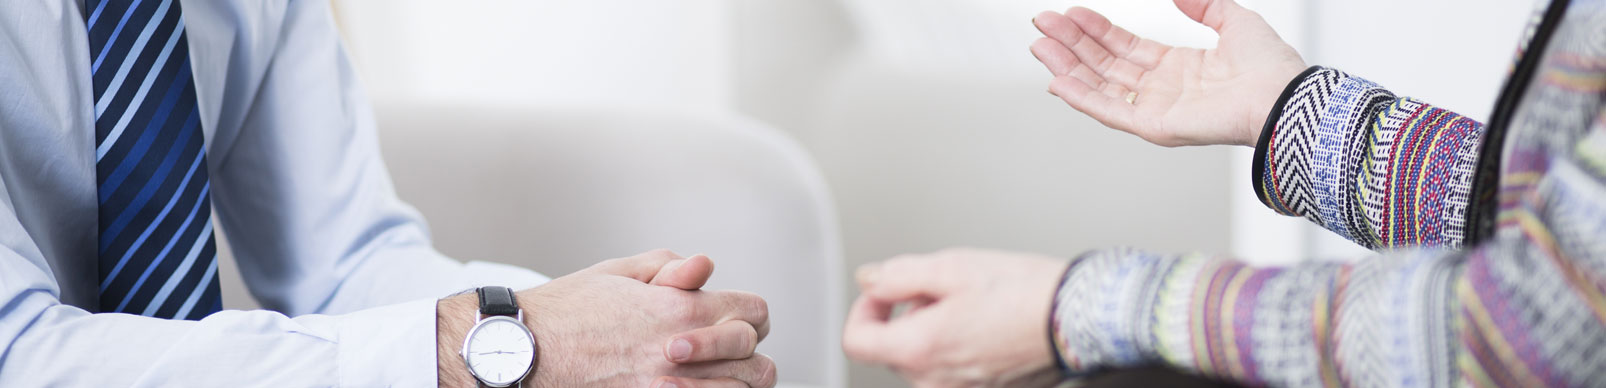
[88,0,222,320]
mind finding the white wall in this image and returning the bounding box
[333,0,734,113]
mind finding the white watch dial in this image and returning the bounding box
[464,316,536,387]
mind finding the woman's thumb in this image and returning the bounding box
[1173,0,1242,32]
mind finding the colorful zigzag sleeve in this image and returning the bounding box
[1253,67,1486,250]
[1051,229,1606,387]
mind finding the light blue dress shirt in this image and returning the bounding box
[0,0,549,385]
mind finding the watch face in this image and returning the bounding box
[463,316,536,387]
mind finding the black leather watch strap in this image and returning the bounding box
[476,286,519,316]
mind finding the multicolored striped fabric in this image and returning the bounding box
[1051,0,1606,387]
[1254,68,1484,249]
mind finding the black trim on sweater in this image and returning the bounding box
[1464,0,1571,245]
[1251,66,1324,209]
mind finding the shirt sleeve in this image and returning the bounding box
[1252,67,1485,250]
[0,181,437,386]
[206,0,547,318]
[158,0,541,385]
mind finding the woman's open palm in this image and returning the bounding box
[1031,0,1306,147]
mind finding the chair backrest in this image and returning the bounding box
[373,104,846,388]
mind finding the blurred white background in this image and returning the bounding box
[238,0,1534,386]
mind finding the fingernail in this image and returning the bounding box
[655,380,679,388]
[669,338,693,362]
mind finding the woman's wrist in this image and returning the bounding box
[1242,64,1320,147]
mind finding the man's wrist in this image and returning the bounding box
[437,293,479,387]
[440,289,551,387]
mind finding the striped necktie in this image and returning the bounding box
[88,0,222,320]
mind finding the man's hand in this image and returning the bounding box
[439,250,776,388]
[841,248,1070,388]
[1030,0,1306,147]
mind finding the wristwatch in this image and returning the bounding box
[460,286,538,388]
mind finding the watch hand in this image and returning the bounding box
[475,350,529,355]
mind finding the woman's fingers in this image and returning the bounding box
[841,294,948,368]
[1062,7,1172,70]
[1031,38,1128,99]
[855,257,960,302]
[1067,66,1130,100]
[1050,75,1136,132]
[1029,37,1079,76]
[1034,10,1148,90]
[665,320,761,364]
[1033,11,1109,70]
[841,296,901,364]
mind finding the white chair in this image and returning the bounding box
[373,104,846,388]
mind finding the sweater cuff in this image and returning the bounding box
[1051,248,1176,376]
[1251,66,1323,212]
[1048,252,1092,376]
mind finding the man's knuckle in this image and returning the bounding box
[742,323,760,348]
[740,292,769,318]
[755,354,778,387]
[681,304,707,325]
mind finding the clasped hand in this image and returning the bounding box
[439,250,776,388]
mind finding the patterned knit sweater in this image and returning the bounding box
[1050,0,1606,387]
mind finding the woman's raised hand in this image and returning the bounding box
[1031,0,1306,147]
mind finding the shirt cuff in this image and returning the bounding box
[319,264,545,387]
[329,299,440,387]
